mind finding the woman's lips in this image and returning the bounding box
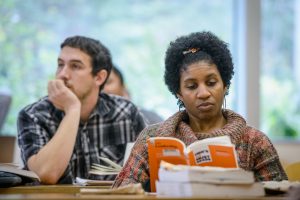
[197,102,214,111]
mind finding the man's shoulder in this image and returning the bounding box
[22,96,50,111]
[19,96,57,119]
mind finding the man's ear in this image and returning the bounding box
[95,69,108,87]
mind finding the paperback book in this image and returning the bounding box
[147,135,238,192]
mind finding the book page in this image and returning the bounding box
[186,136,238,168]
[0,163,40,181]
[89,156,122,176]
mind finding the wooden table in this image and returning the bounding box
[0,185,289,200]
[0,185,111,194]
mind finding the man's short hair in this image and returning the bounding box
[61,36,113,90]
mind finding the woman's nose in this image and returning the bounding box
[196,85,210,98]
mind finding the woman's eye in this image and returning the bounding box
[186,84,197,89]
[207,81,217,86]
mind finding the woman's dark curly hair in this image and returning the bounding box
[164,31,234,108]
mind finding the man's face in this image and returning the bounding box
[103,71,126,97]
[56,46,100,101]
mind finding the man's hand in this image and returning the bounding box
[48,79,80,113]
[28,79,81,184]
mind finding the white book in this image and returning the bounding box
[158,163,255,184]
[156,181,265,198]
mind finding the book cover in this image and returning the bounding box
[147,135,238,192]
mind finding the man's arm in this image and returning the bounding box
[27,80,81,184]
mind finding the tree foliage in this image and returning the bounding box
[0,0,298,140]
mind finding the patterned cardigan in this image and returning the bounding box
[113,109,288,191]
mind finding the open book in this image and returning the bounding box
[147,135,238,192]
[89,143,133,176]
[89,156,122,176]
[0,163,40,187]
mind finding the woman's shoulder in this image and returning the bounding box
[140,123,163,137]
[224,109,272,144]
[241,125,274,147]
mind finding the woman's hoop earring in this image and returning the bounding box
[177,99,184,111]
[222,96,227,109]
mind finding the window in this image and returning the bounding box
[3,0,299,141]
[0,0,234,135]
[261,0,300,140]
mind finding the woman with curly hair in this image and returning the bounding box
[113,31,287,192]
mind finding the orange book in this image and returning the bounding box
[147,135,238,192]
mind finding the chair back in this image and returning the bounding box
[0,136,15,162]
[285,161,300,181]
[0,94,12,132]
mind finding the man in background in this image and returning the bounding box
[17,36,146,184]
[103,66,163,125]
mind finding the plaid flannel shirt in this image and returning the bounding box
[17,93,146,183]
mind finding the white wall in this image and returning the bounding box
[13,139,23,167]
[274,143,300,167]
[12,138,300,168]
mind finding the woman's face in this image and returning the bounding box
[177,61,226,122]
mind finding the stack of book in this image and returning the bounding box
[147,135,239,192]
[156,161,265,198]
